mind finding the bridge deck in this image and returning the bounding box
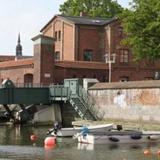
[0,85,69,104]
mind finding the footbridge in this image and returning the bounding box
[0,79,103,123]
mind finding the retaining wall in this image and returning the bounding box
[89,80,160,123]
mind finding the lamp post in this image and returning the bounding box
[104,53,116,83]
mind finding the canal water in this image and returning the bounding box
[0,125,160,160]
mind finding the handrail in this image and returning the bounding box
[78,86,104,120]
[49,85,70,101]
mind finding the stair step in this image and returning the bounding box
[69,97,97,120]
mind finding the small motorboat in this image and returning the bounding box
[47,123,114,137]
[76,127,160,144]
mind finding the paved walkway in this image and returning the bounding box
[72,119,160,131]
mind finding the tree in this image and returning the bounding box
[121,0,160,61]
[59,0,123,18]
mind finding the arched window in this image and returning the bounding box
[24,74,33,87]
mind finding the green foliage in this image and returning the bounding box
[59,0,123,18]
[121,0,160,61]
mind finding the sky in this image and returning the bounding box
[0,0,132,56]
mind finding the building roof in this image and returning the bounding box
[55,60,108,69]
[40,14,117,32]
[0,55,15,62]
[89,80,160,90]
[0,58,34,69]
[58,15,116,26]
[0,55,33,62]
[31,34,55,41]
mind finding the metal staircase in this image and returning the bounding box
[68,85,104,121]
[69,97,96,120]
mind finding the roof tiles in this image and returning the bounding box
[0,58,34,69]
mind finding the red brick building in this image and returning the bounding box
[0,15,159,85]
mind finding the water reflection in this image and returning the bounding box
[0,145,44,160]
[77,143,94,150]
[0,125,160,160]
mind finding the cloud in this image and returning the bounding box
[0,0,130,55]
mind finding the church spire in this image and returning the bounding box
[16,33,22,58]
[18,33,20,43]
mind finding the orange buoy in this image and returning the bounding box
[44,144,56,150]
[44,137,56,147]
[157,150,160,156]
[30,134,37,141]
[144,149,151,156]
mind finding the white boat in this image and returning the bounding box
[77,129,160,144]
[48,123,114,137]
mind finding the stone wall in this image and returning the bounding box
[61,102,79,127]
[33,104,62,125]
[89,87,160,123]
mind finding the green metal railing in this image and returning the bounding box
[49,85,70,101]
[0,79,104,120]
[78,86,104,120]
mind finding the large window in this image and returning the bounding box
[83,49,93,61]
[119,49,129,63]
[54,51,60,60]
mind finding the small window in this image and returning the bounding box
[83,49,93,61]
[55,31,57,41]
[54,51,60,60]
[58,31,61,41]
[119,49,129,63]
[119,76,129,82]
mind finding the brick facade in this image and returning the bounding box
[40,15,160,82]
[32,35,55,85]
[78,26,104,61]
[0,59,34,85]
[0,15,159,85]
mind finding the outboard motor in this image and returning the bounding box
[46,121,62,135]
[53,121,62,134]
